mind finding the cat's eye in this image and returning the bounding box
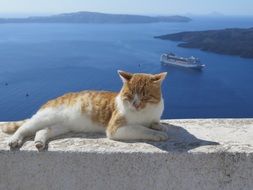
[147,99,157,103]
[140,90,148,97]
[123,93,133,100]
[142,97,149,101]
[147,95,159,103]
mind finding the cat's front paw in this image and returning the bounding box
[35,141,46,151]
[150,123,167,132]
[153,132,168,141]
[8,136,23,148]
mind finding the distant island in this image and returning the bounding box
[0,11,191,24]
[155,28,253,58]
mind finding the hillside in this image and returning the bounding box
[155,28,253,58]
[0,11,191,24]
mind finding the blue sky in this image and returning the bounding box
[0,0,252,17]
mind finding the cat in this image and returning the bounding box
[1,70,168,151]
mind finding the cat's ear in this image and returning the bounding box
[152,72,167,83]
[118,70,133,83]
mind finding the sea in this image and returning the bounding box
[0,16,253,120]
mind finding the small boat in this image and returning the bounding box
[160,52,205,69]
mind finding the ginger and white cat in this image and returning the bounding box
[1,70,168,151]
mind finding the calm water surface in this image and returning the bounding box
[0,17,253,120]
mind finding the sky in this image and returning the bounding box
[0,0,252,17]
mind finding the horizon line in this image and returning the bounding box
[0,11,253,18]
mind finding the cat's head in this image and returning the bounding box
[118,70,167,111]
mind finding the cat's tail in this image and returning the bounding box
[0,119,28,134]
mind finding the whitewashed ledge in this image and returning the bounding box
[0,119,253,190]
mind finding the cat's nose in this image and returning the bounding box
[133,101,141,109]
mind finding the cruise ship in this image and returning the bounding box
[160,53,205,69]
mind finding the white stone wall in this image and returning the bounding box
[0,119,253,190]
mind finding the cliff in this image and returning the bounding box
[155,28,253,58]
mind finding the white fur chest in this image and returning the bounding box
[116,96,164,126]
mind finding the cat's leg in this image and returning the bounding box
[107,125,168,141]
[34,126,69,151]
[34,128,50,150]
[8,109,60,148]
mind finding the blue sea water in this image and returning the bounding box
[0,17,253,120]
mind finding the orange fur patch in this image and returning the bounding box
[1,120,27,134]
[80,91,118,126]
[41,91,121,127]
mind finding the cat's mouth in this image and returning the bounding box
[130,103,145,111]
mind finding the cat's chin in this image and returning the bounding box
[128,107,138,112]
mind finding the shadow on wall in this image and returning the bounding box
[147,123,219,152]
